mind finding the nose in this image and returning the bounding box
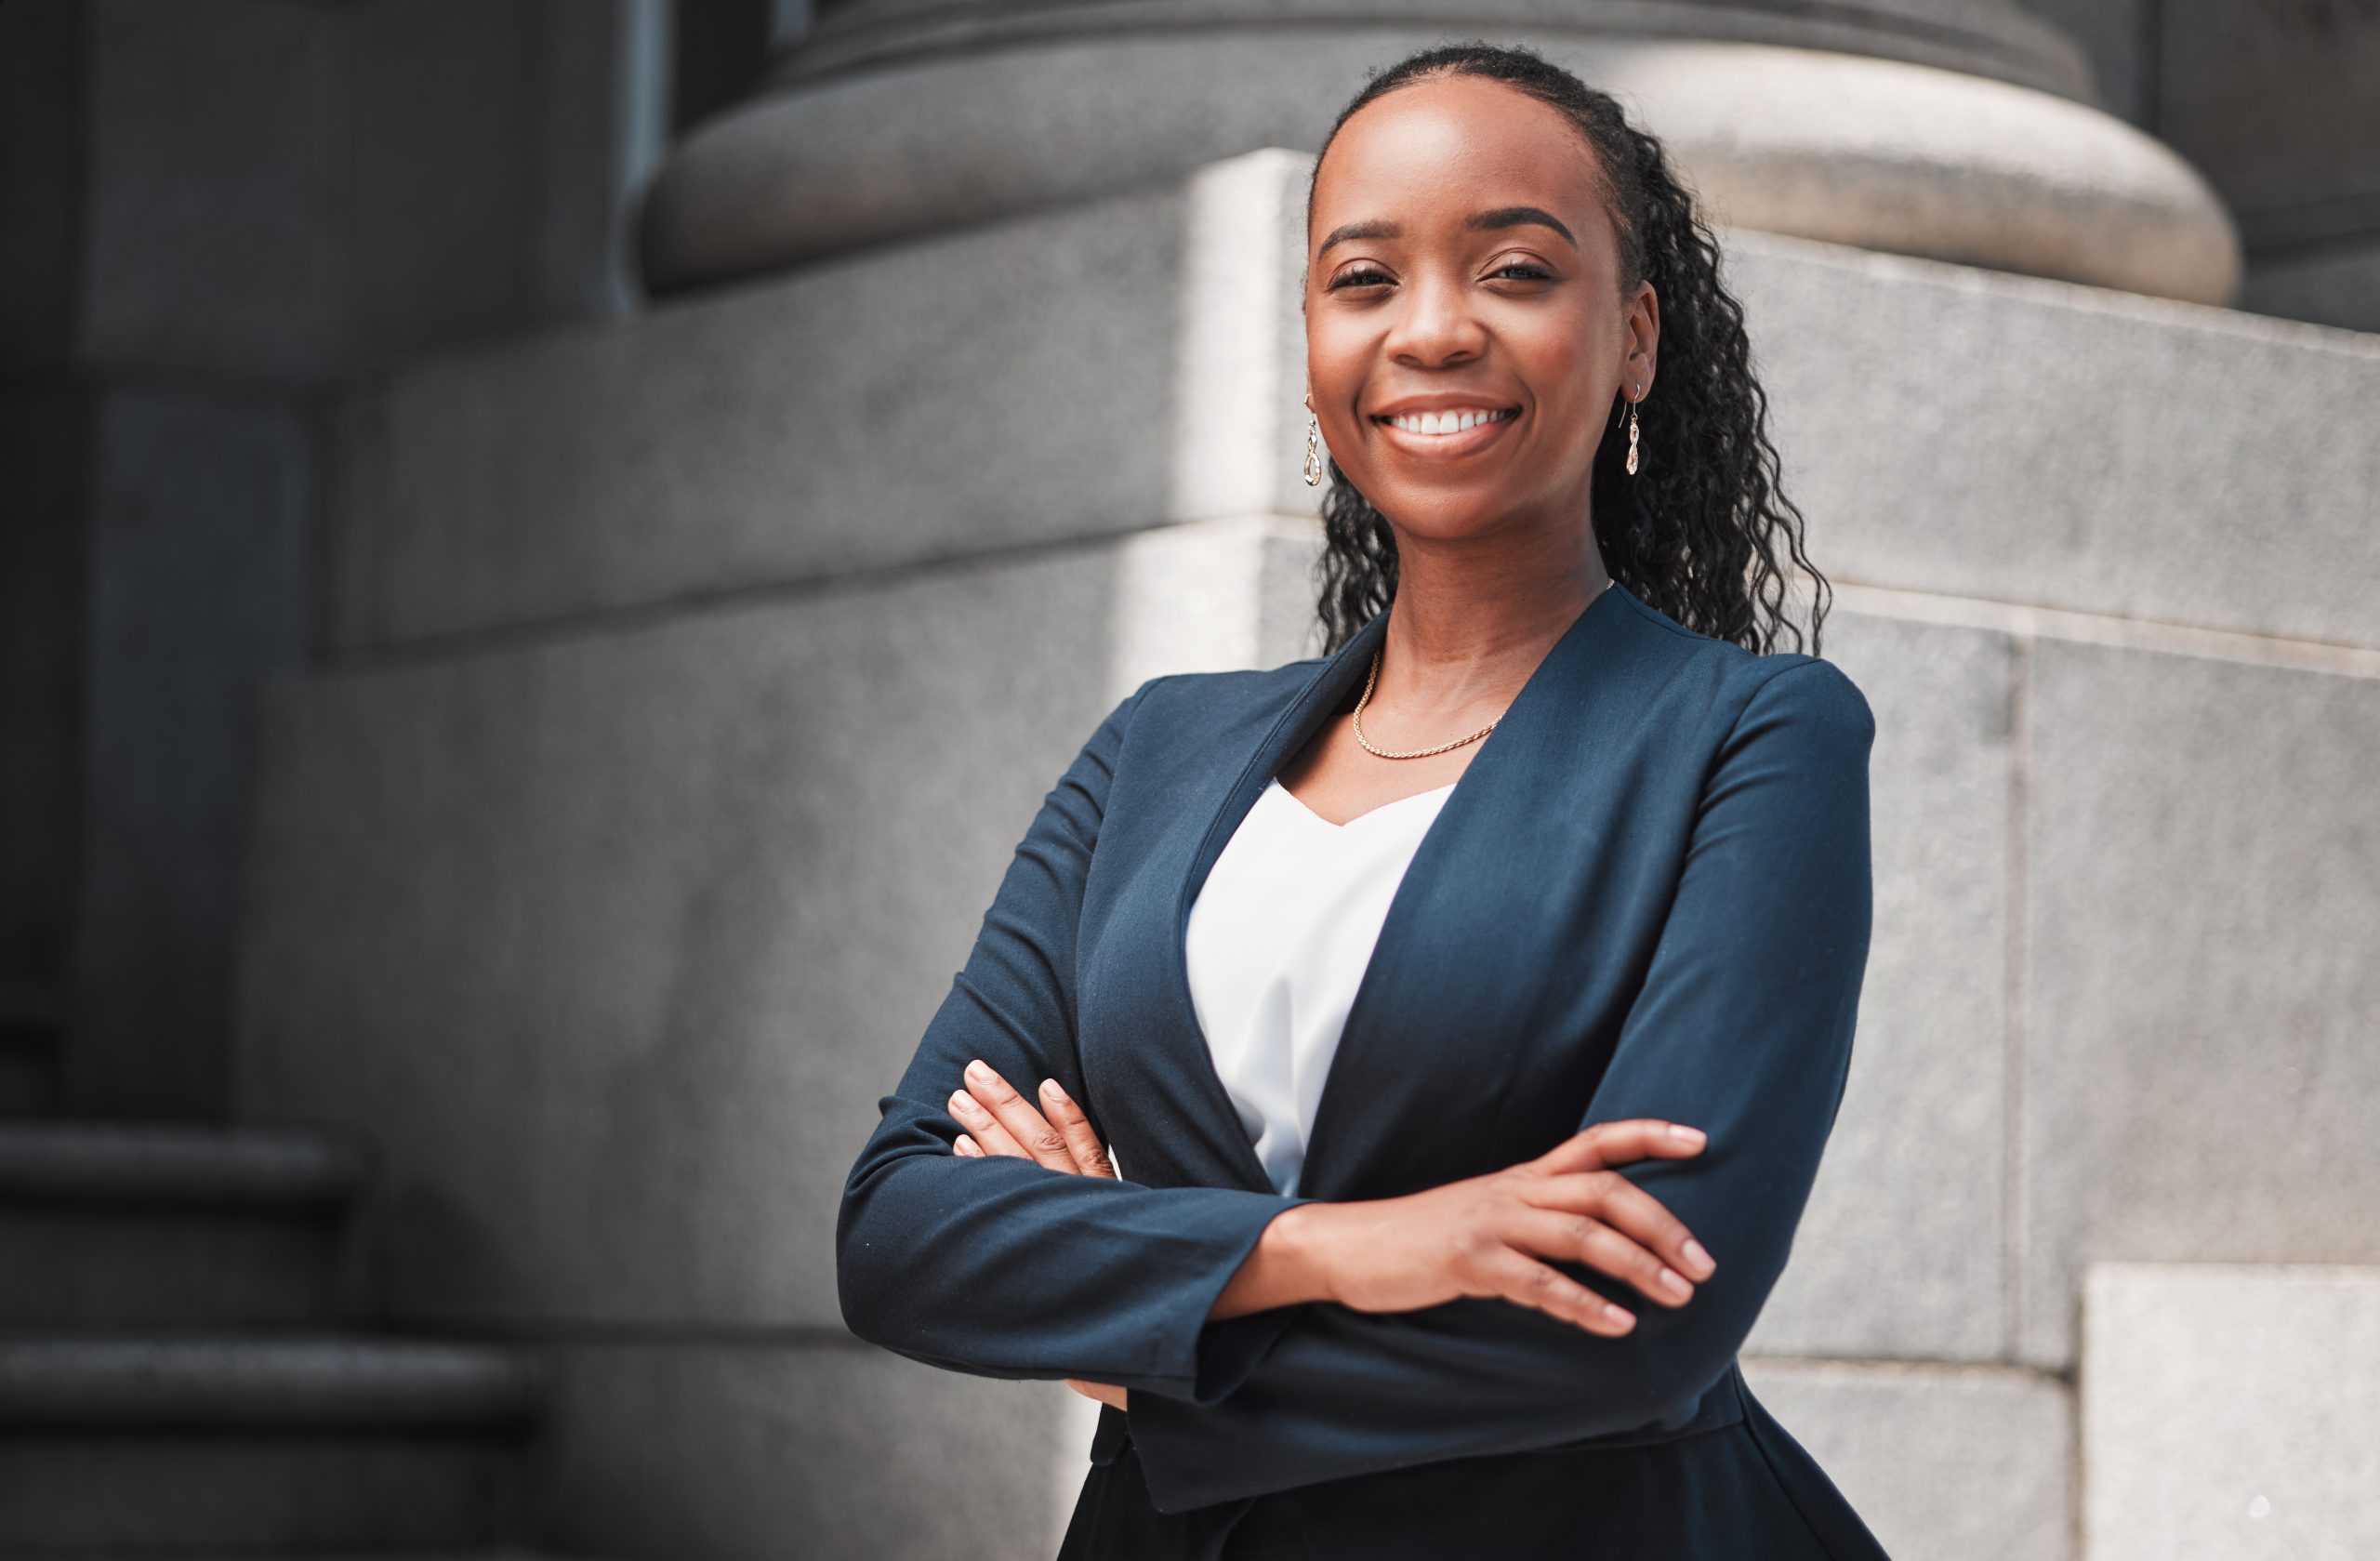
[1381,269,1488,368]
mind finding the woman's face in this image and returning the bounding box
[1304,73,1655,546]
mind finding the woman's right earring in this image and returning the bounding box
[1625,393,1642,475]
[1302,411,1327,487]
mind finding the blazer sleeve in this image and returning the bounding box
[1124,658,1878,1512]
[835,675,1322,1406]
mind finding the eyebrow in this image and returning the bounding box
[1316,205,1577,258]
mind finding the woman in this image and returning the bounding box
[837,39,1893,1561]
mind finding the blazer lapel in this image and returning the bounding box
[1152,602,1392,1194]
[1161,582,1640,1203]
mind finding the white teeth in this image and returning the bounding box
[1384,407,1514,434]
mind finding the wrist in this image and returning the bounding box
[1208,1200,1346,1320]
[1266,1201,1347,1307]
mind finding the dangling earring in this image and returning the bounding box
[1624,387,1642,476]
[1302,394,1327,487]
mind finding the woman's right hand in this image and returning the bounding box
[1304,1119,1717,1336]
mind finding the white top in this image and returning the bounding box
[1183,775,1457,1197]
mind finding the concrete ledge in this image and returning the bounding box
[0,1120,364,1210]
[0,1429,536,1552]
[0,1337,544,1428]
[1743,1356,2074,1561]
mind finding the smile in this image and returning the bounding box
[1377,405,1516,433]
[1371,404,1522,457]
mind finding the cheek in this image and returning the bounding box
[1304,323,1363,394]
[1516,334,1614,454]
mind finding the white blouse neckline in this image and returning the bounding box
[1264,775,1459,832]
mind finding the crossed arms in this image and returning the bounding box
[835,661,1876,1513]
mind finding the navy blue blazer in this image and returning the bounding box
[837,581,1893,1559]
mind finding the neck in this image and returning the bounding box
[1371,533,1610,717]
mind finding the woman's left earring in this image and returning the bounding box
[1302,411,1327,487]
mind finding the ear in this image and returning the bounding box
[1626,282,1660,372]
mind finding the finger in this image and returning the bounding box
[1531,1118,1707,1176]
[960,1060,1078,1172]
[1457,1241,1639,1337]
[1035,1078,1117,1179]
[946,1085,1034,1161]
[954,1134,983,1157]
[1500,1205,1697,1309]
[1525,1169,1717,1282]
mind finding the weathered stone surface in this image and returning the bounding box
[2083,1263,2380,1561]
[1743,1356,2073,1561]
[326,148,1311,652]
[1724,227,2380,655]
[329,158,2375,655]
[2021,642,2380,1366]
[1745,614,2015,1364]
[240,520,1282,1327]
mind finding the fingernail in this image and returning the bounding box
[954,1136,978,1156]
[1605,1303,1635,1330]
[1669,1124,1706,1146]
[1658,1266,1692,1301]
[948,1091,977,1117]
[966,1059,992,1082]
[1041,1078,1064,1101]
[1681,1239,1714,1278]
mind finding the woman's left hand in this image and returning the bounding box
[947,1059,1128,1411]
[947,1059,1117,1180]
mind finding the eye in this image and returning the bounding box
[1328,266,1393,291]
[1491,261,1554,282]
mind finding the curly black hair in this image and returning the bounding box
[1306,40,1831,658]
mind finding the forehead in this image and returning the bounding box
[1311,73,1606,238]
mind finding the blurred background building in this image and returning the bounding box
[3,1,2376,1556]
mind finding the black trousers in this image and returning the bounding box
[1219,1493,1311,1560]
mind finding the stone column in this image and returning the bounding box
[639,0,2240,305]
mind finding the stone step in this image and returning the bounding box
[60,1554,593,1560]
[0,1119,368,1328]
[0,1334,547,1552]
[56,1554,598,1560]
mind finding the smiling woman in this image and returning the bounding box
[837,37,1891,1561]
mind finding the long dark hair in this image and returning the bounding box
[1308,40,1831,657]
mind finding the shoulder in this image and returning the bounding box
[1113,651,1331,738]
[1072,656,1324,777]
[1610,586,1874,746]
[1722,656,1876,752]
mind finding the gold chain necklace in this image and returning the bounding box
[1352,580,1611,761]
